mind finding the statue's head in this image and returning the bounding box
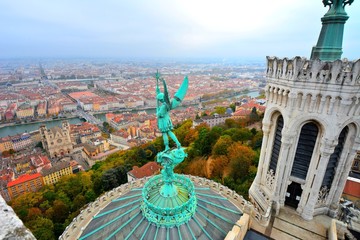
[157,93,164,102]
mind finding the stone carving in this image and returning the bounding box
[317,186,330,205]
[266,57,360,86]
[265,169,275,190]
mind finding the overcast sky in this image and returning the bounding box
[0,0,359,60]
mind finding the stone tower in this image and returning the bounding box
[249,0,359,223]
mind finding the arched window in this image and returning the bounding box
[322,126,348,188]
[269,115,284,173]
[291,122,319,179]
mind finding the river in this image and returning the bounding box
[0,91,260,138]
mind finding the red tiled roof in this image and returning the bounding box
[128,162,161,179]
[343,177,360,198]
[7,173,42,187]
[68,91,98,99]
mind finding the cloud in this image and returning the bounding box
[0,0,358,59]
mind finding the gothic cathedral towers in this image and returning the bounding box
[249,1,359,223]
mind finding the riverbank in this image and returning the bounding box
[0,115,78,129]
[0,90,260,138]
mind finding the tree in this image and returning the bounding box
[28,217,55,240]
[72,194,86,211]
[208,155,229,180]
[249,107,260,123]
[55,175,82,201]
[212,135,233,156]
[52,200,69,223]
[183,128,198,147]
[214,106,226,115]
[174,119,193,146]
[250,131,263,150]
[26,207,42,221]
[185,157,207,177]
[193,127,212,156]
[229,103,236,112]
[43,190,56,203]
[224,119,237,129]
[85,189,96,202]
[227,143,256,181]
[231,128,252,143]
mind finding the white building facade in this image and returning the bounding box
[249,57,360,223]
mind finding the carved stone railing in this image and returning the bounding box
[60,175,269,239]
[266,57,360,86]
[59,177,151,240]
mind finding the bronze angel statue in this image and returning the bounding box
[155,71,188,151]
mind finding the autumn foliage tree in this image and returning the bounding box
[8,106,263,239]
[227,142,256,181]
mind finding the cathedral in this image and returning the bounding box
[40,121,73,158]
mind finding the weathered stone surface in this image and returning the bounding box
[0,195,35,240]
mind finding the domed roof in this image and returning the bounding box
[61,175,245,240]
[79,177,241,240]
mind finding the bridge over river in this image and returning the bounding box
[74,110,103,125]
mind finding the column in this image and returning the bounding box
[273,134,294,213]
[309,94,317,113]
[252,122,271,188]
[317,96,326,114]
[299,94,307,111]
[300,140,335,220]
[272,88,278,104]
[347,98,358,116]
[328,140,360,217]
[277,89,283,106]
[327,97,336,115]
[288,92,297,112]
[282,90,288,107]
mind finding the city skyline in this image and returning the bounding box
[0,0,359,61]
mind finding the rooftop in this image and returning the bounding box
[7,173,42,187]
[41,161,71,176]
[128,162,160,179]
[73,175,243,240]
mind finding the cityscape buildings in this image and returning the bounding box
[0,1,359,239]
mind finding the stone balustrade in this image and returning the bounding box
[266,57,360,86]
[60,175,268,240]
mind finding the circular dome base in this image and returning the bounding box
[141,174,197,227]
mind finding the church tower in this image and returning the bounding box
[249,0,359,223]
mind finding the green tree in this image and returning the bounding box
[212,135,233,156]
[85,189,96,202]
[229,103,236,112]
[101,169,119,191]
[249,107,259,122]
[214,106,226,115]
[72,194,86,211]
[27,217,55,240]
[232,128,253,143]
[193,127,212,156]
[52,200,69,223]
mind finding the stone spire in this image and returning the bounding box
[310,0,354,61]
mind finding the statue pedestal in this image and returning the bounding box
[141,148,196,227]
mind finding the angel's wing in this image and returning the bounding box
[162,78,171,109]
[171,76,188,109]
